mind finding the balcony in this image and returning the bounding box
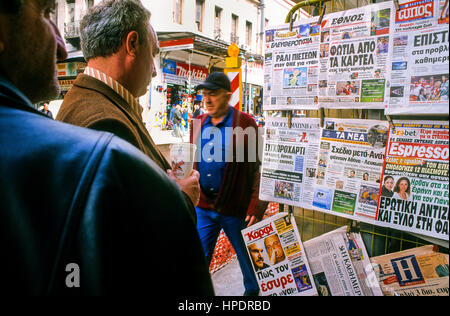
[64,21,81,48]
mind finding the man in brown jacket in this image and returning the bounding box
[57,0,199,215]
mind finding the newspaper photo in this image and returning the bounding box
[242,212,318,296]
[377,120,449,240]
[304,226,384,296]
[312,118,389,222]
[370,245,449,296]
[259,117,321,209]
[263,17,320,111]
[387,0,449,115]
[318,1,394,108]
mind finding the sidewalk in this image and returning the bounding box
[211,258,245,296]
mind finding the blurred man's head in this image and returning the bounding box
[80,0,158,97]
[0,0,68,103]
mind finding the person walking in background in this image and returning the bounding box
[191,72,268,296]
[40,102,53,119]
[56,0,200,217]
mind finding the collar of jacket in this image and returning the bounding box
[0,75,51,119]
[83,66,144,120]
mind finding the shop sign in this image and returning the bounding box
[162,59,208,85]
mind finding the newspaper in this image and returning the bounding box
[318,1,394,108]
[304,226,384,296]
[242,212,318,296]
[312,118,389,221]
[387,0,449,115]
[377,120,449,240]
[370,245,449,296]
[259,117,321,209]
[263,17,320,111]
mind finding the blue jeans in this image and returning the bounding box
[196,207,259,294]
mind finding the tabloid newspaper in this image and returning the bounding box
[304,226,384,296]
[318,1,394,108]
[376,120,449,240]
[312,118,389,221]
[263,17,320,111]
[387,0,449,115]
[241,212,318,296]
[259,117,321,208]
[370,245,449,296]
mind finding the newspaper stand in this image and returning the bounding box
[263,0,449,260]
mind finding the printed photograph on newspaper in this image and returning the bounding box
[318,1,394,108]
[370,245,449,296]
[377,120,449,240]
[304,226,384,296]
[263,17,320,111]
[387,0,449,115]
[312,118,389,222]
[241,212,318,296]
[259,117,321,209]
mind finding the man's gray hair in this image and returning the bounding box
[80,0,151,61]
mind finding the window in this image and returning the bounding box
[231,14,239,44]
[246,21,252,46]
[173,0,183,24]
[214,6,222,39]
[195,0,204,32]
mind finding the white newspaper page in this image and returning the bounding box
[312,118,389,222]
[242,212,318,296]
[263,18,320,111]
[387,0,449,115]
[318,1,394,108]
[259,117,321,209]
[377,120,449,240]
[371,245,449,296]
[304,226,383,296]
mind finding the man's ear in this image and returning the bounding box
[125,30,140,57]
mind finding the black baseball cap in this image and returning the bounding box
[197,72,231,92]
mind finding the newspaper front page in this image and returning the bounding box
[242,212,318,296]
[377,120,449,240]
[259,117,321,209]
[387,0,449,115]
[263,17,321,111]
[370,245,449,296]
[304,226,384,296]
[318,1,394,108]
[312,118,389,222]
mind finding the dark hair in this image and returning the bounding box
[384,175,393,182]
[80,0,151,61]
[393,177,411,194]
[0,0,22,14]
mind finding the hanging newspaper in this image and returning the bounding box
[304,226,384,296]
[242,212,318,296]
[318,1,394,109]
[312,119,389,222]
[377,120,449,240]
[387,0,449,115]
[263,17,320,111]
[259,117,321,209]
[371,245,449,296]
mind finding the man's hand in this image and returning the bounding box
[167,169,200,207]
[245,215,260,227]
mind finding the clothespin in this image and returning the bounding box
[386,115,395,132]
[347,220,360,233]
[318,4,326,25]
[319,107,325,128]
[288,205,294,217]
[393,0,400,11]
[289,13,298,32]
[287,111,293,128]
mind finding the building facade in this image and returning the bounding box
[52,0,300,127]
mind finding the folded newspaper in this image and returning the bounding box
[303,226,383,296]
[370,245,449,296]
[241,212,318,296]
